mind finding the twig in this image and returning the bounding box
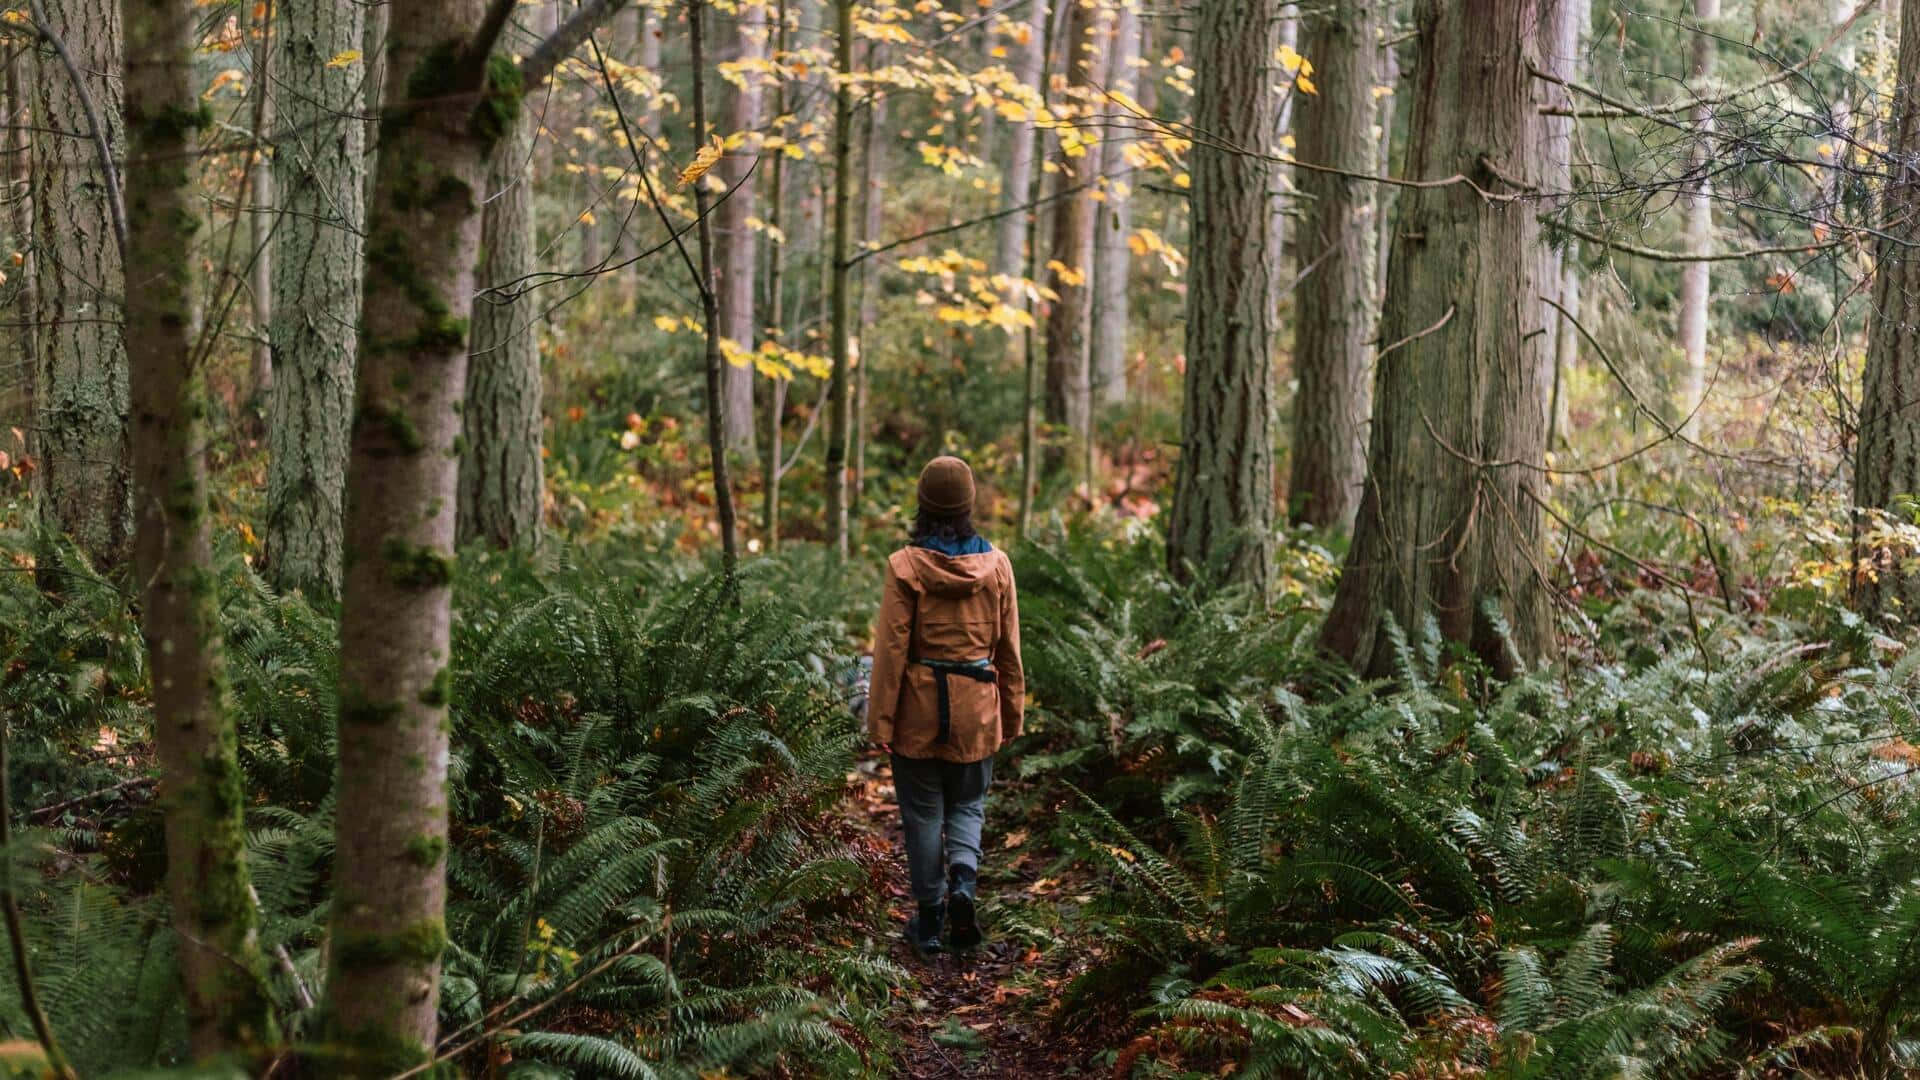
[1550,218,1842,264]
[1373,303,1455,362]
[29,775,155,820]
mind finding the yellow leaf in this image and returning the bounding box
[653,315,681,332]
[1296,74,1317,96]
[678,136,724,186]
[326,48,363,68]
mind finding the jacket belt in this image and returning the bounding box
[912,656,995,745]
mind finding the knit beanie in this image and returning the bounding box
[917,456,975,515]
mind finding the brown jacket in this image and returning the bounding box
[868,544,1024,763]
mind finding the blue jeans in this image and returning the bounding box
[891,753,993,904]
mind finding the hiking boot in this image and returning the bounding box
[947,864,982,949]
[906,901,945,955]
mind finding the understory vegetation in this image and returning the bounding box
[5,492,1918,1076]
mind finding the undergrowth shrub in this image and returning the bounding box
[1011,531,1920,1077]
[0,536,898,1078]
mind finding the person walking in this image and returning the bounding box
[867,456,1025,953]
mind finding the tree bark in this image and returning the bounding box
[1287,0,1379,529]
[266,0,365,598]
[717,5,767,455]
[1854,0,1920,615]
[1042,0,1106,439]
[1089,2,1138,408]
[1546,0,1588,448]
[763,0,791,552]
[325,2,503,1066]
[1166,0,1281,592]
[460,106,544,548]
[852,75,884,514]
[31,0,131,568]
[825,0,854,559]
[5,54,34,457]
[1675,0,1717,428]
[122,0,277,1056]
[995,0,1048,277]
[690,0,741,572]
[1320,0,1554,678]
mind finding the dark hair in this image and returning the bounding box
[910,506,976,545]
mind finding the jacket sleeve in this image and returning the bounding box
[994,555,1025,740]
[867,555,916,744]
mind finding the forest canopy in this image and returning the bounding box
[2,0,1920,1076]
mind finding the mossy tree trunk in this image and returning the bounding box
[1041,0,1106,442]
[325,2,511,1067]
[32,0,130,568]
[1319,0,1554,678]
[122,0,277,1057]
[1088,2,1138,408]
[717,5,767,456]
[1165,0,1281,593]
[1854,0,1920,616]
[266,0,365,598]
[460,104,543,549]
[1287,0,1380,530]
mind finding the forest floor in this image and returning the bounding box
[844,753,1116,1078]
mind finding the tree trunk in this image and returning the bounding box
[460,106,544,548]
[1042,0,1106,440]
[1546,0,1588,448]
[325,3,502,1066]
[5,54,35,456]
[852,77,884,515]
[1268,6,1298,262]
[1675,0,1717,428]
[31,0,131,568]
[265,0,365,598]
[1016,0,1060,541]
[1374,35,1400,301]
[1287,0,1379,529]
[1320,0,1554,678]
[122,0,277,1057]
[1854,0,1920,616]
[763,0,790,553]
[995,0,1047,277]
[825,0,854,559]
[1089,2,1138,408]
[1166,0,1281,592]
[717,6,766,455]
[690,0,741,572]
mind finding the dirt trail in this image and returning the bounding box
[845,754,1106,1078]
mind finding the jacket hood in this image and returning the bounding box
[896,544,998,599]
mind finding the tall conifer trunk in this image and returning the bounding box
[1042,0,1106,441]
[1320,0,1554,677]
[460,105,543,548]
[123,0,277,1056]
[31,0,130,568]
[1166,0,1281,591]
[266,0,365,597]
[1288,0,1380,529]
[1854,0,1920,615]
